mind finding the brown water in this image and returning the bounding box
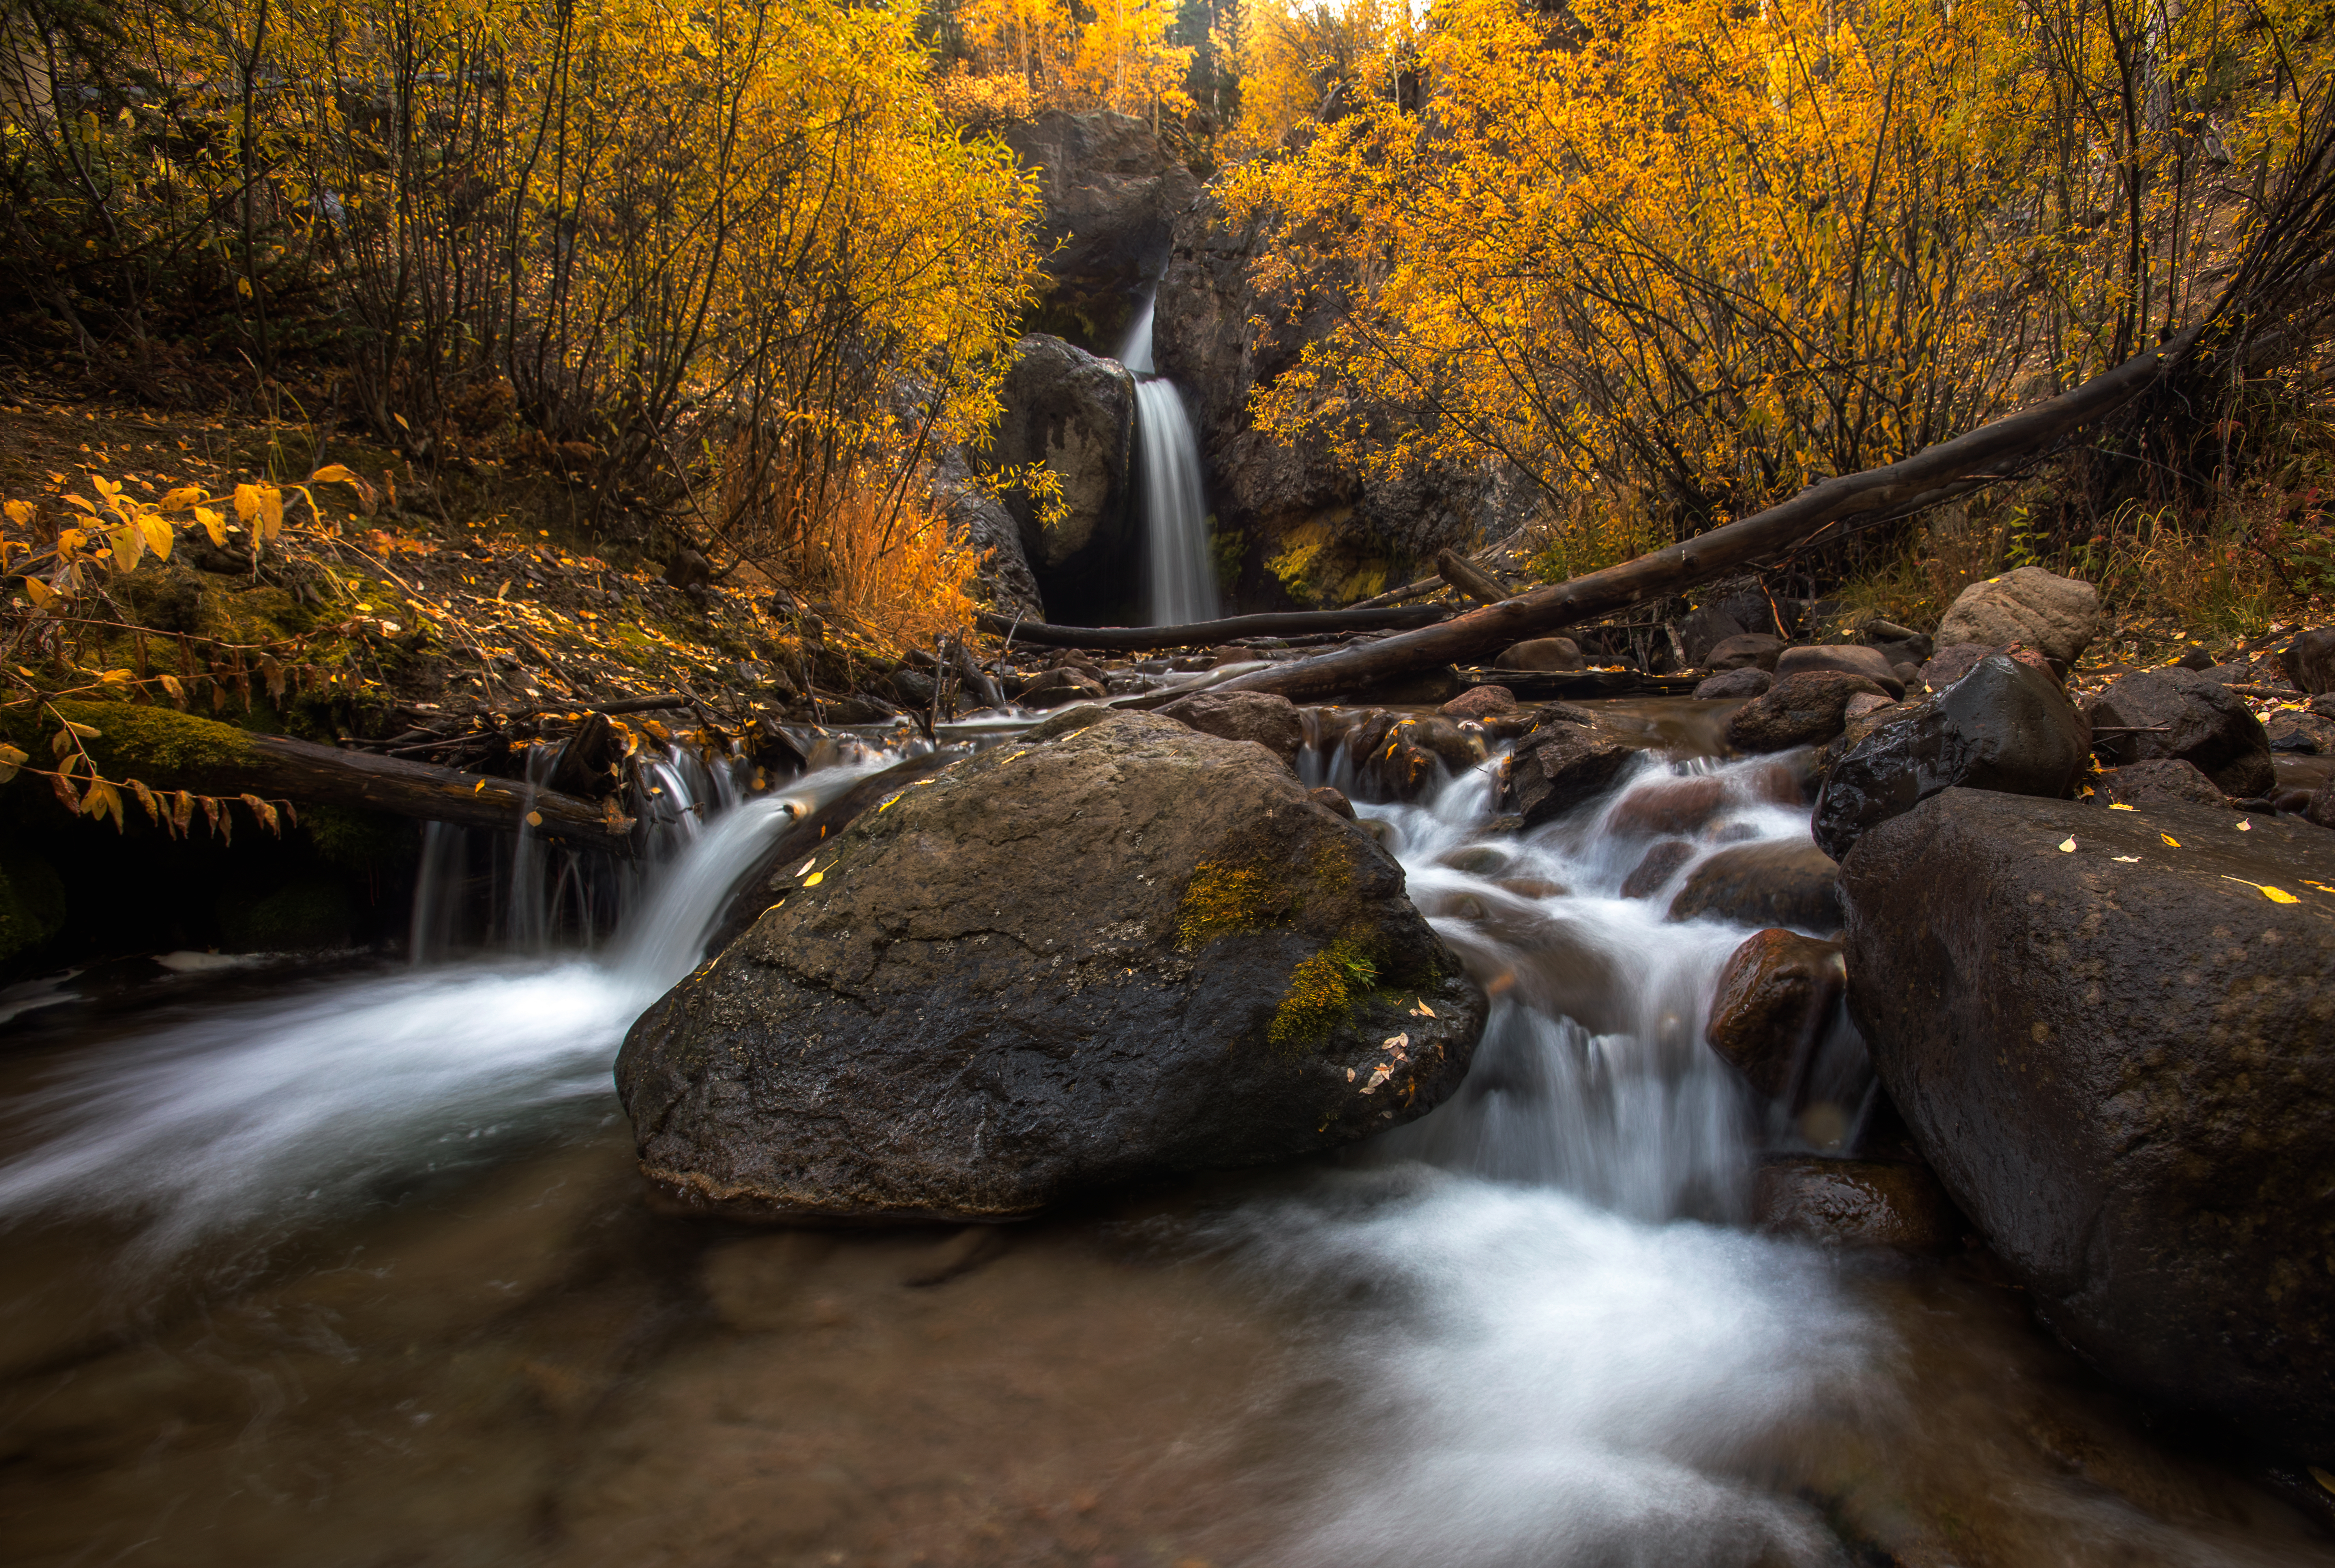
[4,731,2331,1567]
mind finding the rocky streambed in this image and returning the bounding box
[3,635,2335,1565]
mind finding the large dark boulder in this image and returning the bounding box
[1000,111,1200,353]
[2085,668,2276,798]
[616,713,1484,1223]
[1843,788,2335,1460]
[1811,654,2087,861]
[982,334,1138,622]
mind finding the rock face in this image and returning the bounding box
[1155,189,1534,608]
[617,713,1484,1223]
[1775,644,1905,697]
[928,442,1044,620]
[2085,668,2276,799]
[1725,670,1889,752]
[984,334,1137,622]
[1158,690,1304,764]
[1842,788,2335,1460]
[1705,929,1845,1097]
[1000,111,1200,353]
[1935,567,2102,665]
[1811,654,2088,861]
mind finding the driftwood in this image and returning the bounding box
[1435,548,1510,606]
[1211,328,2202,705]
[974,605,1450,650]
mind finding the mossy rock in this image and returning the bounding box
[617,711,1485,1223]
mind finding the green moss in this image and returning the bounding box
[1176,861,1290,949]
[1267,934,1382,1052]
[304,803,411,872]
[0,855,66,966]
[46,701,262,780]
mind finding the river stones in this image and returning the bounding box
[1667,841,1842,932]
[616,713,1484,1223]
[1705,929,1845,1098]
[2092,758,2227,808]
[2283,628,2335,694]
[2085,668,2276,798]
[1158,690,1304,764]
[1725,670,1889,752]
[1019,667,1108,709]
[1496,636,1584,671]
[1694,668,1771,699]
[1755,1156,1964,1251]
[1440,684,1518,720]
[1936,566,2101,666]
[1504,726,1636,825]
[1774,644,1905,698]
[1842,787,2335,1462]
[1811,653,2088,861]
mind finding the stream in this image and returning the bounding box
[1,705,2329,1567]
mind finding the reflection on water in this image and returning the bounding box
[0,713,2328,1567]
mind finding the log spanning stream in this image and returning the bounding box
[0,705,2327,1566]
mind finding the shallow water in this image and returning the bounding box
[1,717,2328,1567]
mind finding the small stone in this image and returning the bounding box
[1725,671,1890,753]
[1705,928,1844,1097]
[1506,729,1638,826]
[1307,786,1356,819]
[1694,668,1773,700]
[1496,637,1585,672]
[1441,685,1519,720]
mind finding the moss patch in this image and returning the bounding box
[1176,861,1291,949]
[1267,934,1382,1051]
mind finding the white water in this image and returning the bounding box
[1120,292,1223,626]
[0,751,899,1262]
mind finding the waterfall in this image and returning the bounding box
[1120,291,1222,626]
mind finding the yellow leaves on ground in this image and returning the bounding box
[2224,877,2302,905]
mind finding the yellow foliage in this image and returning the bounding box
[805,480,987,656]
[957,0,1194,120]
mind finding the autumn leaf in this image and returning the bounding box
[0,743,25,784]
[2,499,31,526]
[2222,876,2300,904]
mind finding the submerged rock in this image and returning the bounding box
[1936,566,2101,665]
[1668,841,1842,932]
[1811,653,2088,861]
[616,714,1484,1224]
[2085,668,2276,798]
[1843,788,2335,1461]
[1755,1156,1964,1251]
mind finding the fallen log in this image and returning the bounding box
[7,700,632,849]
[1211,328,2202,705]
[1436,548,1511,606]
[974,606,1449,650]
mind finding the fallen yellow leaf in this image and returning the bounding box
[2058,837,2077,852]
[803,871,824,887]
[2222,876,2299,904]
[2161,834,2180,847]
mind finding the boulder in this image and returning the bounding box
[1618,839,1696,899]
[1496,637,1585,672]
[1725,670,1890,753]
[1755,1157,1964,1252]
[1705,633,1783,672]
[1810,654,2088,862]
[984,334,1137,622]
[999,111,1200,353]
[1341,712,1484,802]
[617,714,1485,1223]
[1705,928,1845,1097]
[1019,668,1108,709]
[1506,728,1636,826]
[928,442,1044,620]
[1440,685,1519,720]
[2085,668,2276,799]
[1676,604,1747,666]
[1694,668,1772,700]
[1159,690,1304,764]
[2092,758,2226,809]
[1606,774,1729,837]
[1841,788,2335,1461]
[2266,710,2335,754]
[1775,644,1906,698]
[2282,628,2335,695]
[1916,642,1992,691]
[1935,567,2101,665]
[1668,840,1842,932]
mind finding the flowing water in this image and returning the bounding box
[1,712,2328,1567]
[1120,292,1222,627]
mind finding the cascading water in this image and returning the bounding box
[1120,289,1222,626]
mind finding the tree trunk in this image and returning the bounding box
[1208,328,2201,705]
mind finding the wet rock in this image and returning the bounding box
[2085,668,2276,798]
[1705,633,1784,672]
[2265,709,2335,754]
[1606,774,1729,837]
[1000,111,1200,353]
[1619,839,1696,899]
[1694,668,1772,700]
[1842,692,1895,723]
[1842,788,2335,1461]
[1020,668,1108,709]
[1676,604,1747,666]
[1936,567,2101,665]
[618,713,1485,1223]
[1811,654,2088,862]
[1756,1157,1964,1251]
[1668,840,1842,932]
[1705,929,1844,1097]
[1916,642,1991,690]
[2282,628,2335,694]
[1506,728,1636,826]
[1441,685,1519,720]
[1495,637,1585,672]
[1775,644,1906,698]
[1159,690,1305,765]
[1438,845,1509,877]
[1307,786,1355,819]
[2093,758,2227,808]
[1725,670,1890,753]
[985,334,1137,620]
[1345,713,1483,801]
